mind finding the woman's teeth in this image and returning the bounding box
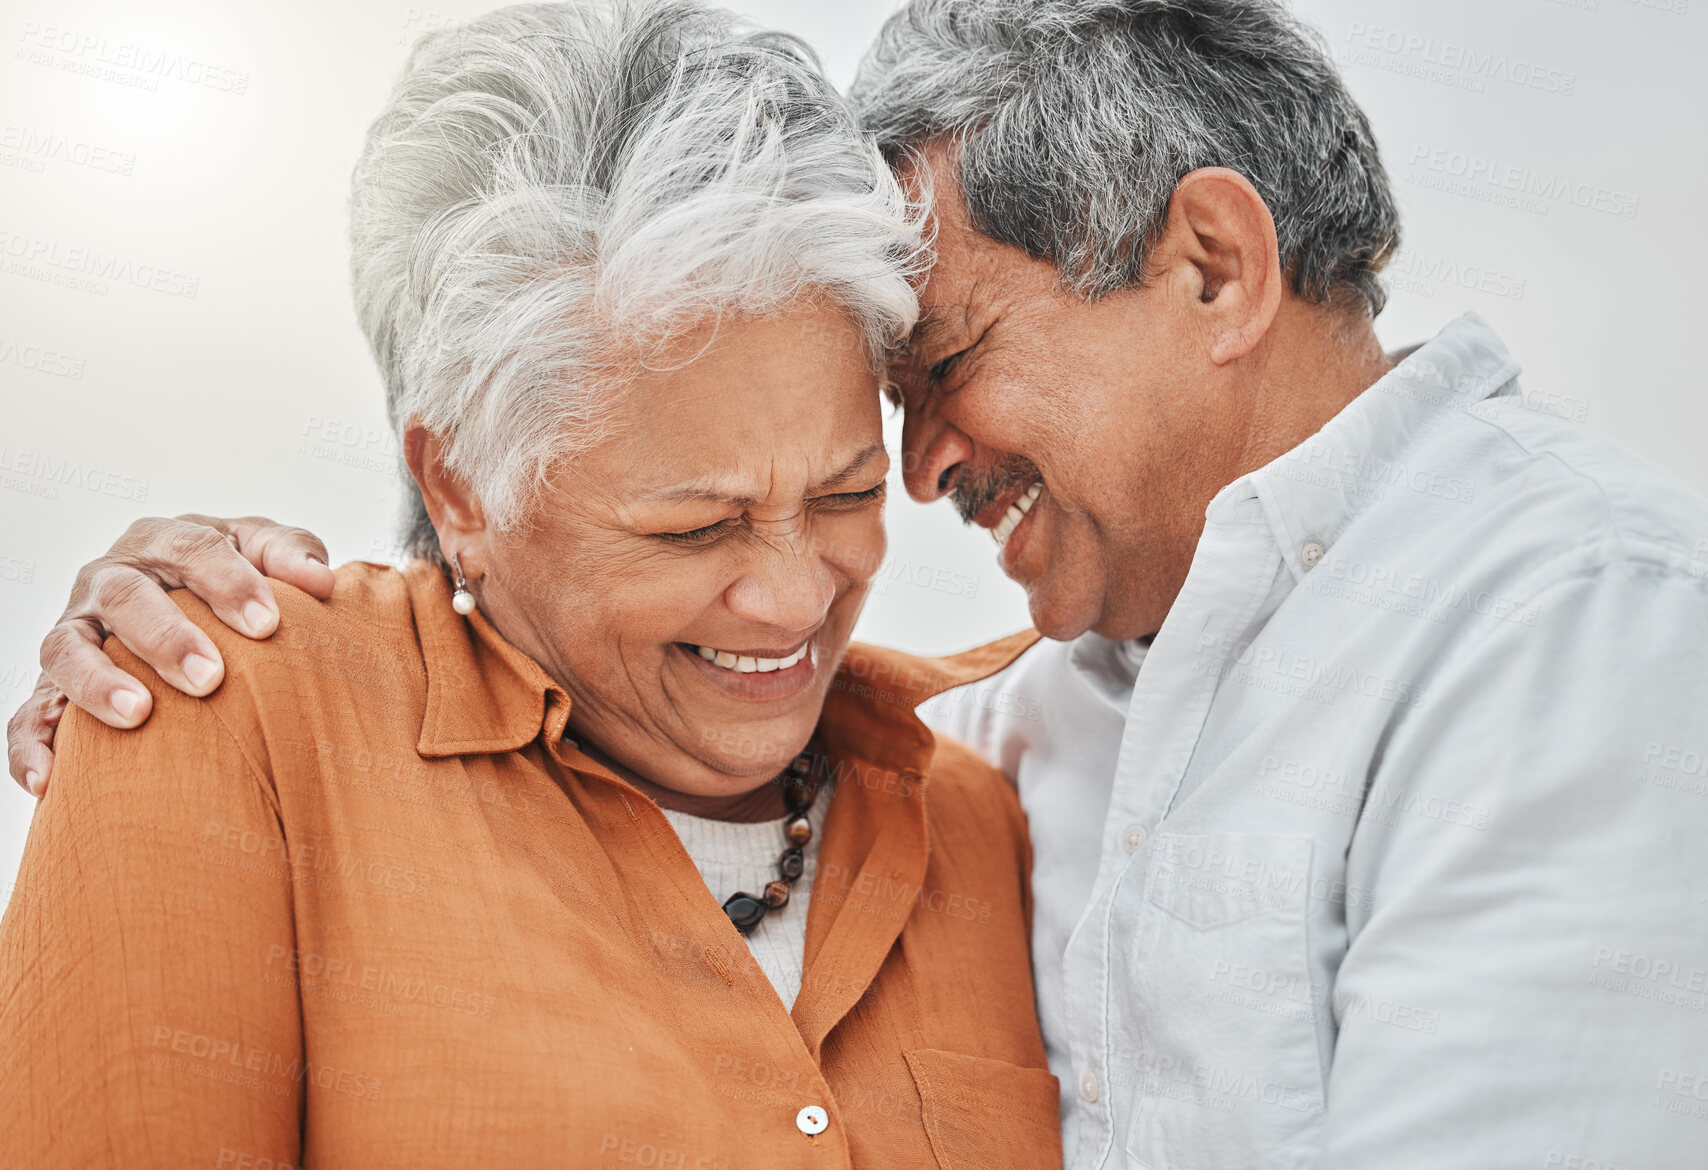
[993,481,1044,547]
[694,641,812,674]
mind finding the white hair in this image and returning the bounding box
[350,0,928,555]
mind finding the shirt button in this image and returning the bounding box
[1122,824,1149,854]
[796,1105,829,1136]
[1080,1072,1100,1103]
[1300,539,1326,568]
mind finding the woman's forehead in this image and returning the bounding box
[576,304,887,494]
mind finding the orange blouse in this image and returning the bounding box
[0,562,1058,1169]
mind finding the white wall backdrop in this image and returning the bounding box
[3,0,1703,897]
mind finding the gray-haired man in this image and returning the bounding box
[10,2,1707,1167]
[854,2,1708,1168]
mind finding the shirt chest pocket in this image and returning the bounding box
[1116,831,1326,1170]
[905,1050,1062,1170]
[1143,830,1312,929]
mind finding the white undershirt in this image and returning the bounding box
[659,797,828,1010]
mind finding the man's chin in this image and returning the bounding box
[1024,578,1105,643]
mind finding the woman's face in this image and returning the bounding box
[459,301,888,798]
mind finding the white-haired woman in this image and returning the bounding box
[0,4,1060,1167]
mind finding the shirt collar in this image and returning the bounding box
[816,629,1042,776]
[407,559,1039,763]
[1224,311,1524,581]
[408,562,571,759]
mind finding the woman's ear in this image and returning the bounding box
[404,425,489,573]
[1154,166,1285,367]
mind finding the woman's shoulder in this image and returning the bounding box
[922,731,1025,834]
[177,560,420,685]
[831,633,1040,840]
[111,560,427,759]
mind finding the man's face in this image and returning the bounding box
[891,149,1251,642]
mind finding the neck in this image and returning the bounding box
[575,739,789,822]
[1093,299,1395,642]
[1231,297,1393,478]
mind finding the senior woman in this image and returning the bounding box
[0,3,1061,1167]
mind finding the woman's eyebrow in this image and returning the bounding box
[644,482,758,506]
[816,443,888,490]
[644,443,888,504]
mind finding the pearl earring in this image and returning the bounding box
[450,553,478,616]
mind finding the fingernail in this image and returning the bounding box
[183,653,219,691]
[243,600,276,635]
[110,689,142,721]
[24,770,42,797]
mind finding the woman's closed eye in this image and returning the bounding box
[655,484,883,545]
[658,517,741,546]
[816,483,886,508]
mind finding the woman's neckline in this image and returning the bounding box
[567,735,794,823]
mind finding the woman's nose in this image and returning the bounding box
[724,539,837,633]
[901,408,974,504]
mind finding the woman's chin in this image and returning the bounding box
[689,718,818,782]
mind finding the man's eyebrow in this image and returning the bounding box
[907,309,951,355]
[644,443,888,504]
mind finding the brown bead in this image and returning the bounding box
[722,893,767,934]
[779,848,805,880]
[762,880,791,909]
[787,751,814,778]
[785,816,813,847]
[784,779,817,815]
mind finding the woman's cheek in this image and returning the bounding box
[818,507,886,588]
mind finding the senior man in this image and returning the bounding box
[8,1,1708,1168]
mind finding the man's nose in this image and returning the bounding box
[901,407,975,504]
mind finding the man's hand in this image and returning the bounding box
[6,515,336,797]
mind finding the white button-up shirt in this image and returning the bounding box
[922,314,1708,1170]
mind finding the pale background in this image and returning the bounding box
[2,0,1703,897]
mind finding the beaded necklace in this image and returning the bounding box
[720,748,823,935]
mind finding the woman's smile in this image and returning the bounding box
[673,635,819,701]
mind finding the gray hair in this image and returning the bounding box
[850,0,1400,315]
[350,1,927,557]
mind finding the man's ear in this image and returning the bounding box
[1156,167,1284,366]
[404,425,489,573]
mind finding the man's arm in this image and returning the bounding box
[6,515,333,794]
[1322,563,1708,1169]
[0,637,305,1164]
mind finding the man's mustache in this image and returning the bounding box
[950,455,1044,525]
